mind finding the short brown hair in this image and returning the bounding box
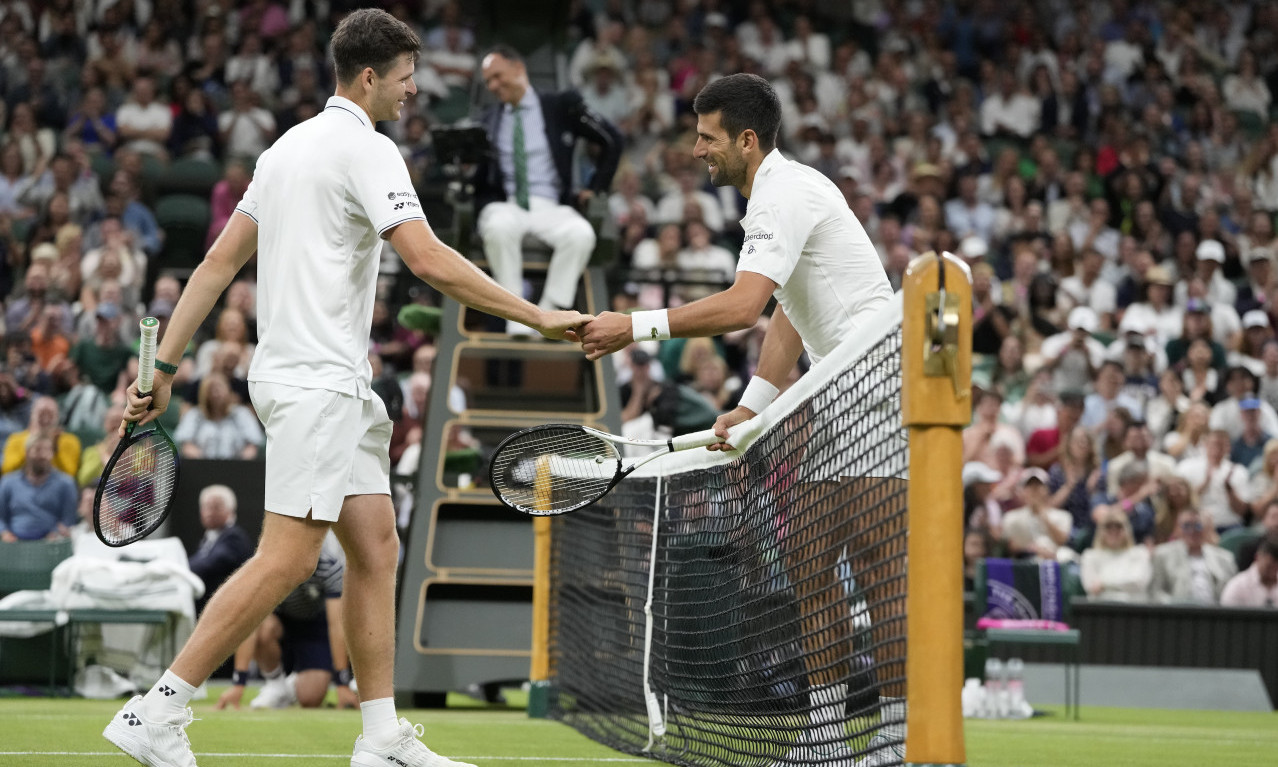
[330,8,420,85]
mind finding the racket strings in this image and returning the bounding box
[491,427,621,515]
[98,433,179,545]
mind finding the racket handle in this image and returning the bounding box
[138,316,159,396]
[670,428,723,451]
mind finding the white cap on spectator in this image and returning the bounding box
[962,462,1003,487]
[1019,467,1050,487]
[705,12,729,28]
[838,165,861,183]
[1243,309,1270,329]
[1249,247,1274,263]
[799,113,828,133]
[1067,306,1099,333]
[1196,239,1225,263]
[959,235,988,260]
[1118,312,1151,335]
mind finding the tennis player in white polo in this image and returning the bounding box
[579,73,899,767]
[103,10,588,767]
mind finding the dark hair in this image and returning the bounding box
[692,73,781,151]
[1258,532,1278,560]
[484,44,524,65]
[330,8,421,85]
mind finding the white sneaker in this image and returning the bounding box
[250,674,297,709]
[103,694,198,767]
[351,718,476,767]
[855,730,905,766]
[772,734,858,766]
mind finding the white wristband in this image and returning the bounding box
[631,309,671,342]
[738,376,780,414]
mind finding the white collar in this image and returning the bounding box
[324,95,373,129]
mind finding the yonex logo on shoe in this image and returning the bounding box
[387,758,408,766]
[159,685,176,696]
[123,713,141,726]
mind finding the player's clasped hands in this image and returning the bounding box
[539,309,595,342]
[577,311,635,360]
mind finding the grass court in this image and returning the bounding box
[0,688,1274,766]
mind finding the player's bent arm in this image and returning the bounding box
[390,220,584,335]
[582,272,775,361]
[749,304,804,398]
[324,598,350,679]
[668,271,777,339]
[708,305,803,450]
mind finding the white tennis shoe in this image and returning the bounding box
[854,730,906,766]
[103,694,199,767]
[250,673,297,709]
[771,734,858,766]
[350,718,476,767]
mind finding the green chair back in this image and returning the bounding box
[0,538,74,596]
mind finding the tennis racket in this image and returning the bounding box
[93,317,181,547]
[489,424,723,515]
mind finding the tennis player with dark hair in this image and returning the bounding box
[102,9,588,767]
[579,72,900,766]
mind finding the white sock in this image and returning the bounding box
[262,665,283,681]
[361,697,400,748]
[141,670,198,721]
[808,683,847,745]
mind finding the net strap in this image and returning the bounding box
[642,472,666,748]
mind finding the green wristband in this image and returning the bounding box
[154,359,179,375]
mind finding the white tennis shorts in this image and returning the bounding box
[249,381,393,521]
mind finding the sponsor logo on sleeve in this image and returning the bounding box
[743,232,774,242]
[393,201,421,210]
[387,191,419,200]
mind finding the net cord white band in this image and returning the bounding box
[137,319,158,395]
[629,293,905,479]
[641,472,667,746]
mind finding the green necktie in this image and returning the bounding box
[513,106,529,210]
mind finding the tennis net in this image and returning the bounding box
[547,294,908,766]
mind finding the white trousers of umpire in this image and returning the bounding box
[478,195,596,312]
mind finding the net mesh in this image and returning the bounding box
[547,297,908,766]
[96,430,179,546]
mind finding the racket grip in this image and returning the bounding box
[670,428,723,451]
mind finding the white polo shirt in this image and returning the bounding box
[736,149,891,364]
[236,96,425,399]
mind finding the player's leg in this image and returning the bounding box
[331,492,399,703]
[525,201,595,311]
[336,394,475,767]
[844,476,908,766]
[104,513,328,767]
[774,479,861,764]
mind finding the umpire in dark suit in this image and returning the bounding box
[476,45,622,335]
[187,484,254,615]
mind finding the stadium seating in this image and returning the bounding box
[153,194,211,275]
[156,157,222,199]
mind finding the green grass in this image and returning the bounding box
[0,689,1274,766]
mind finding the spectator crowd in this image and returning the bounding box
[0,0,1273,607]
